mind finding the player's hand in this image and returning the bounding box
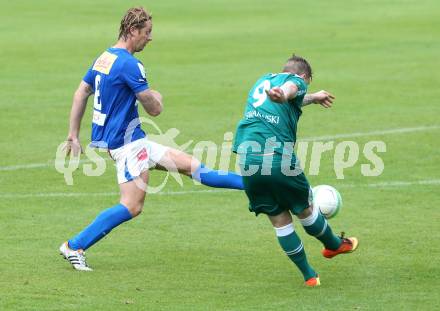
[265,87,287,103]
[311,90,335,108]
[64,137,83,157]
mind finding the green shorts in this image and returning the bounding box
[240,156,312,216]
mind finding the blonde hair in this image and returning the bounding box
[118,7,152,40]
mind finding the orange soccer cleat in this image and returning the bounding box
[305,275,321,287]
[322,232,359,259]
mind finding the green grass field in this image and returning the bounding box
[1,0,439,310]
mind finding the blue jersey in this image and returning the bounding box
[83,47,149,149]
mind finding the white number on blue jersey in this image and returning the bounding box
[93,75,102,111]
[92,74,106,126]
[252,80,271,108]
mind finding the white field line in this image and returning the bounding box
[0,159,95,171]
[299,125,440,142]
[1,179,439,199]
[1,125,439,172]
[0,189,229,199]
[337,179,440,188]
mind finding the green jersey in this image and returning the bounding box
[233,73,308,156]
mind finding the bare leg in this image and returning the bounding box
[120,171,149,217]
[155,147,200,176]
[297,204,313,219]
[66,171,149,252]
[154,147,243,189]
[268,210,293,227]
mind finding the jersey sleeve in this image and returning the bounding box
[287,75,307,98]
[82,63,96,89]
[121,59,149,94]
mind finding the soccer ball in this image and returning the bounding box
[312,185,342,219]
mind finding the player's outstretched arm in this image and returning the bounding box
[136,89,163,117]
[302,90,335,108]
[66,81,93,156]
[265,82,299,103]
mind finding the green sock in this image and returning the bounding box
[301,208,342,250]
[275,224,316,281]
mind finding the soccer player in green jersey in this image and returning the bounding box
[233,54,359,287]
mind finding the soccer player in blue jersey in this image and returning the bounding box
[59,7,243,271]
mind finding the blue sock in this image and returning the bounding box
[191,164,244,190]
[68,204,132,251]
